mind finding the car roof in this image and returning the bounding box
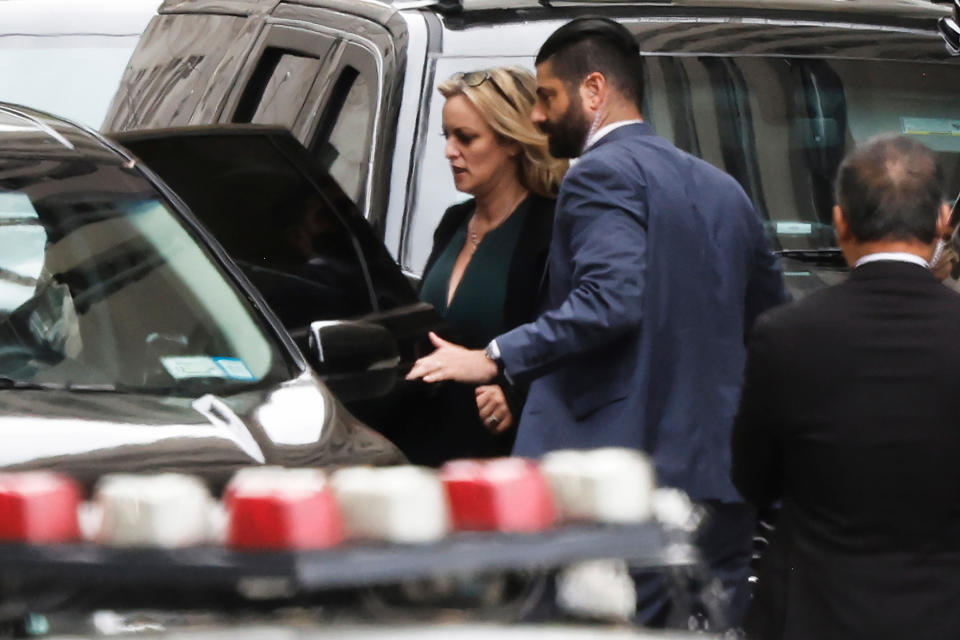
[158,0,950,19]
[0,103,128,164]
[441,0,950,17]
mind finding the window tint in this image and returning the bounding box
[250,54,323,128]
[234,49,323,127]
[248,189,374,335]
[312,67,373,207]
[409,55,960,276]
[114,134,376,343]
[301,172,416,313]
[353,229,419,313]
[644,57,960,251]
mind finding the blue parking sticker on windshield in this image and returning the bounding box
[161,356,227,379]
[213,357,255,381]
[776,222,812,235]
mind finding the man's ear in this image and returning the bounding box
[833,204,852,243]
[580,72,606,111]
[936,201,953,239]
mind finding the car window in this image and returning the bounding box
[234,49,327,128]
[0,158,295,394]
[114,133,378,336]
[312,64,375,209]
[0,193,46,312]
[405,54,960,275]
[645,56,960,252]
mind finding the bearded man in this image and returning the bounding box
[407,17,788,627]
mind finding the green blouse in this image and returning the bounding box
[420,199,530,349]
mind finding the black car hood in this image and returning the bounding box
[0,372,404,492]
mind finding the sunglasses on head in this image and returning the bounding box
[454,70,535,112]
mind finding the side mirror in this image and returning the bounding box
[308,320,400,402]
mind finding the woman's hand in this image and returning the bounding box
[475,384,514,434]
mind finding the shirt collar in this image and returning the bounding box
[854,252,929,269]
[584,119,643,152]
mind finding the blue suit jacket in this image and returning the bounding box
[496,122,787,502]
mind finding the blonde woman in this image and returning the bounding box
[416,67,567,464]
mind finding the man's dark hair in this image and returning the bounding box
[535,17,643,108]
[836,134,944,244]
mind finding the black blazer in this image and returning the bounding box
[732,261,960,640]
[421,193,555,332]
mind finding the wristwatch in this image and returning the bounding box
[485,340,508,381]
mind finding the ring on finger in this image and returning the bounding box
[486,415,500,426]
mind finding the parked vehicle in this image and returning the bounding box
[99,0,960,575]
[0,103,404,490]
[0,0,157,129]
[105,0,960,291]
[100,0,960,452]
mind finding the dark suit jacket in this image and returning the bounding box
[732,260,960,640]
[497,122,787,502]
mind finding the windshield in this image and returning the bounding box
[0,150,296,395]
[408,55,960,273]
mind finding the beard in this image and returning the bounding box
[539,95,592,159]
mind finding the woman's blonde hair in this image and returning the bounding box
[438,66,568,198]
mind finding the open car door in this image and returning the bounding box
[112,125,445,450]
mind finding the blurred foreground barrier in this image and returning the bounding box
[0,449,719,629]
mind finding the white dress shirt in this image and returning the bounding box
[854,252,930,269]
[583,119,643,152]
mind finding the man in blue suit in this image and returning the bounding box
[407,17,787,625]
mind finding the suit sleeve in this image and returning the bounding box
[495,155,647,381]
[731,314,783,506]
